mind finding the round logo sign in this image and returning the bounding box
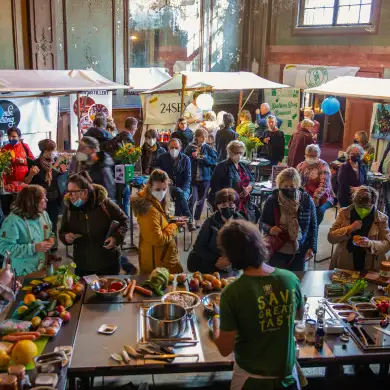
[0,100,21,131]
[305,67,329,88]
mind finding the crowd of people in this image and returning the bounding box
[0,99,387,281]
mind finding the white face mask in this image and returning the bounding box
[152,189,167,202]
[76,151,88,162]
[306,157,319,165]
[146,139,156,147]
[170,149,180,159]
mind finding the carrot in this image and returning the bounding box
[3,335,37,342]
[128,280,137,301]
[122,278,131,297]
[8,332,40,337]
[134,285,153,297]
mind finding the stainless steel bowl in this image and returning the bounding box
[201,293,221,315]
[146,303,187,338]
[161,291,201,314]
[89,277,127,300]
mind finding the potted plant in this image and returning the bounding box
[115,142,142,183]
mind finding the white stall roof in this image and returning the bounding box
[129,68,171,91]
[305,76,390,101]
[0,70,128,94]
[144,71,288,93]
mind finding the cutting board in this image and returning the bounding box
[364,271,390,286]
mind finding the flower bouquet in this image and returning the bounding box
[115,143,142,184]
[0,150,12,193]
[362,152,374,166]
[238,136,263,159]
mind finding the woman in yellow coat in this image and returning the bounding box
[131,169,184,274]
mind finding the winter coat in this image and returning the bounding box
[68,151,116,200]
[337,160,367,208]
[59,184,128,276]
[208,159,254,205]
[236,121,255,137]
[259,189,318,254]
[261,130,285,163]
[288,128,314,168]
[215,126,238,162]
[184,142,217,184]
[141,142,166,175]
[187,211,244,274]
[156,152,191,193]
[171,128,194,149]
[328,205,390,271]
[255,112,283,138]
[0,211,52,276]
[2,142,34,183]
[131,189,183,274]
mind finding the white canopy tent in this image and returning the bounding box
[129,68,171,92]
[305,76,390,101]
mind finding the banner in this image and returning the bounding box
[69,90,112,150]
[283,65,359,89]
[0,97,58,156]
[142,92,192,125]
[263,88,300,135]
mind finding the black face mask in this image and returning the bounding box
[353,139,359,144]
[281,188,297,200]
[219,207,235,220]
[350,155,361,162]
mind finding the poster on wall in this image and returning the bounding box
[371,103,390,140]
[69,90,112,150]
[263,88,300,135]
[0,97,58,156]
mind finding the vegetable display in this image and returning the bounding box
[141,268,170,296]
[337,279,367,303]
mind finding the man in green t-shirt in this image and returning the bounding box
[213,219,304,390]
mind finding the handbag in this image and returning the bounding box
[264,207,290,256]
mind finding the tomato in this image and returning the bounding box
[109,282,123,291]
[99,288,107,293]
[108,289,116,293]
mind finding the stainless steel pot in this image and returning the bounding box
[146,303,187,338]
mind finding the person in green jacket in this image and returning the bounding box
[236,110,255,138]
[0,185,54,276]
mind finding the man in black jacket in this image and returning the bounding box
[215,113,238,162]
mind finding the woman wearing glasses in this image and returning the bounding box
[59,171,129,277]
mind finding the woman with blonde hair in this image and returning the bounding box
[261,115,285,166]
[260,167,317,271]
[354,131,375,158]
[236,110,255,137]
[131,169,184,273]
[208,140,254,219]
[329,186,390,271]
[202,111,219,137]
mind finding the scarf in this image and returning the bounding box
[277,191,300,249]
[39,156,53,186]
[346,206,375,270]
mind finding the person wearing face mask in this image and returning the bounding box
[141,129,166,175]
[0,185,54,276]
[260,168,317,271]
[171,117,194,150]
[69,136,116,201]
[260,115,285,166]
[156,138,195,231]
[131,169,184,274]
[185,128,217,228]
[187,188,243,274]
[296,144,333,226]
[209,141,255,221]
[59,171,129,277]
[329,186,390,271]
[25,140,67,256]
[337,144,367,208]
[287,119,315,168]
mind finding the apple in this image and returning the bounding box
[56,305,66,313]
[176,273,187,284]
[189,278,200,292]
[60,311,71,322]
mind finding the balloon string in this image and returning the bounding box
[338,110,345,126]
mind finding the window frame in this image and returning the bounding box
[293,0,382,36]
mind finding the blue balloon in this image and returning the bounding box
[321,97,340,116]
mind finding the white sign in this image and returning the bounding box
[142,93,192,125]
[69,90,112,150]
[0,97,58,156]
[264,88,300,135]
[283,65,360,89]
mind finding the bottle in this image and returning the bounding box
[303,295,310,321]
[315,320,325,351]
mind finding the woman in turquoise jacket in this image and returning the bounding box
[0,185,54,276]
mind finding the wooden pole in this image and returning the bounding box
[180,74,188,115]
[238,90,243,122]
[76,92,82,141]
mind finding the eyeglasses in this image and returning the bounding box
[66,190,84,194]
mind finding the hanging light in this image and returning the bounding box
[196,93,214,111]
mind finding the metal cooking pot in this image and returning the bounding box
[146,303,187,338]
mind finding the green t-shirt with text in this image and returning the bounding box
[220,268,303,379]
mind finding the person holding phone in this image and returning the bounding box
[59,171,129,277]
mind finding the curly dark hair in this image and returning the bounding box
[11,185,46,220]
[7,127,21,138]
[38,139,56,153]
[218,219,269,270]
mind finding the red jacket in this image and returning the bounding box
[2,142,34,182]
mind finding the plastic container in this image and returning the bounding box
[37,318,62,337]
[0,320,31,336]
